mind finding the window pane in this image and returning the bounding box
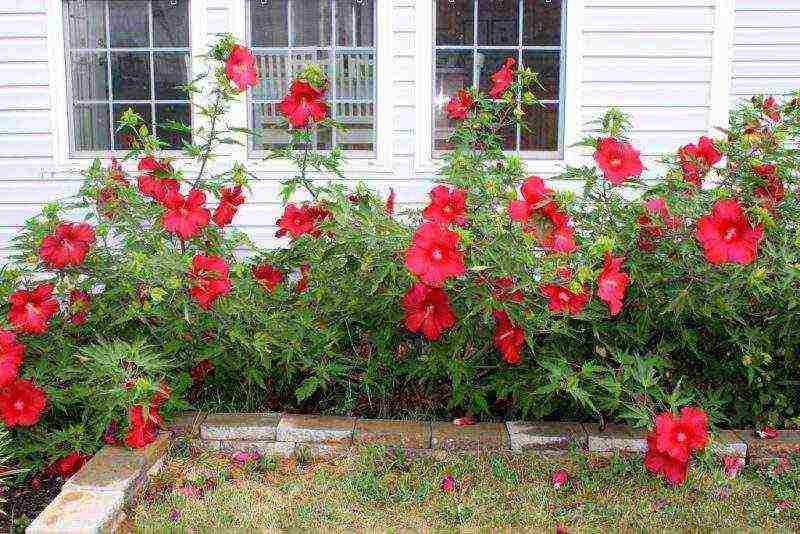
[292,0,331,46]
[113,104,152,148]
[70,52,109,101]
[73,104,111,151]
[109,0,149,47]
[477,49,516,95]
[335,52,373,101]
[111,52,151,100]
[477,0,519,46]
[250,0,289,47]
[66,0,107,48]
[336,0,374,47]
[252,103,291,150]
[156,103,191,149]
[520,102,558,151]
[523,0,562,46]
[522,50,559,101]
[154,53,189,100]
[252,50,329,101]
[434,51,473,151]
[152,0,190,47]
[316,125,333,150]
[337,102,373,151]
[436,0,474,46]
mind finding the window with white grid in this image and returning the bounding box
[247,0,376,155]
[433,0,564,157]
[62,0,192,153]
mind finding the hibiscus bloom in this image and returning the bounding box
[422,186,468,226]
[213,185,245,227]
[508,176,553,223]
[276,203,332,239]
[7,283,60,334]
[278,80,329,128]
[187,253,232,310]
[0,330,24,389]
[762,96,781,122]
[137,156,178,201]
[39,222,96,269]
[68,290,91,326]
[637,196,680,238]
[125,405,157,449]
[593,137,644,186]
[491,277,524,304]
[0,378,47,427]
[161,188,212,241]
[753,164,785,211]
[446,89,475,120]
[552,470,569,488]
[385,188,396,215]
[596,252,630,316]
[492,310,525,364]
[678,137,722,186]
[488,58,516,98]
[508,177,577,254]
[252,263,285,293]
[404,223,465,286]
[540,283,590,316]
[652,406,709,463]
[402,283,456,341]
[645,434,688,486]
[50,451,90,478]
[295,264,310,294]
[696,199,763,265]
[225,44,260,92]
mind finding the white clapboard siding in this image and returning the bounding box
[732,1,800,106]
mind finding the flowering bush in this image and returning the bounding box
[1,35,800,477]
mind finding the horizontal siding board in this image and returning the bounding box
[0,37,47,62]
[581,82,711,107]
[0,87,51,110]
[734,28,800,46]
[0,14,47,38]
[0,134,52,158]
[580,107,710,131]
[733,61,800,79]
[733,44,800,62]
[0,110,51,134]
[733,10,800,27]
[583,57,711,82]
[583,33,712,57]
[732,78,800,96]
[0,1,46,14]
[584,7,714,32]
[0,62,48,86]
[586,0,712,5]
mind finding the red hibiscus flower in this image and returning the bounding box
[190,359,214,387]
[593,137,644,186]
[753,164,785,211]
[762,96,781,122]
[492,310,525,364]
[678,137,722,186]
[652,406,709,463]
[7,283,60,334]
[213,185,245,227]
[0,378,46,427]
[137,156,178,201]
[278,80,329,128]
[295,264,310,294]
[541,219,578,254]
[404,223,465,287]
[0,330,24,389]
[187,253,232,310]
[637,196,680,238]
[125,405,157,449]
[402,282,456,341]
[252,263,285,293]
[508,177,577,254]
[540,283,590,316]
[68,290,91,326]
[696,199,763,265]
[225,44,260,92]
[39,222,96,269]
[446,89,475,120]
[596,252,630,316]
[492,277,524,304]
[161,188,212,241]
[423,186,468,226]
[276,203,332,239]
[385,188,396,215]
[488,58,516,98]
[645,434,688,486]
[552,470,569,488]
[508,176,553,223]
[50,451,90,478]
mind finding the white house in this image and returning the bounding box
[0,0,797,257]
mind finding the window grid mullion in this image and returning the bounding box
[472,0,478,89]
[516,0,523,151]
[105,0,114,150]
[149,0,157,140]
[330,0,337,150]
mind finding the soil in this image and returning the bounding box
[1,474,65,533]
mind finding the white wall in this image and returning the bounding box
[0,0,795,258]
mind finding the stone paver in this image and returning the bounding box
[63,446,147,495]
[213,440,296,456]
[431,422,509,452]
[507,421,587,452]
[276,414,355,444]
[354,419,432,449]
[741,430,800,460]
[165,412,207,438]
[26,488,125,534]
[711,430,747,457]
[200,412,280,441]
[586,424,648,454]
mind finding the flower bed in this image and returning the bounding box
[1,35,799,492]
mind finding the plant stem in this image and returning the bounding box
[194,91,225,188]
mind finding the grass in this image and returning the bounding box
[125,443,800,532]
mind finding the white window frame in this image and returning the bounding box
[227,0,393,176]
[415,0,583,175]
[48,0,209,170]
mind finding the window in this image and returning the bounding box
[62,0,192,153]
[247,0,376,155]
[433,0,564,156]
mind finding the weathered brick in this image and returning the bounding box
[294,442,351,460]
[507,421,587,452]
[276,414,355,444]
[354,419,432,449]
[711,430,747,457]
[26,488,125,534]
[430,422,509,452]
[63,447,147,495]
[215,440,296,456]
[165,412,207,438]
[586,424,648,454]
[741,430,800,460]
[200,413,280,441]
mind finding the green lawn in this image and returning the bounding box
[126,443,799,532]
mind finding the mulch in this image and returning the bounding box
[2,474,65,533]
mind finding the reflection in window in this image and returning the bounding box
[248,0,376,154]
[63,0,192,152]
[434,0,563,154]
